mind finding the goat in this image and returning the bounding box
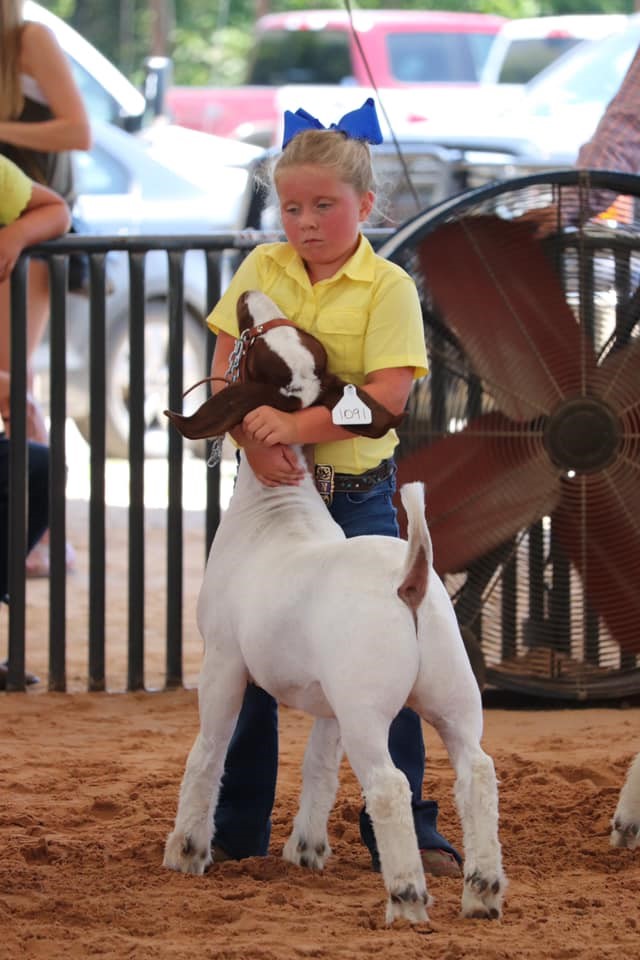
[611,752,640,849]
[162,290,506,924]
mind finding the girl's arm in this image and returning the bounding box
[0,182,70,281]
[0,23,91,152]
[243,366,414,447]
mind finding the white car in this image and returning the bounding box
[463,19,640,188]
[388,17,640,193]
[480,14,628,86]
[25,1,146,130]
[34,122,264,458]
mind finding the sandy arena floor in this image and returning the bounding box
[1,467,639,959]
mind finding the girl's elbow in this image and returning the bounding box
[75,123,92,151]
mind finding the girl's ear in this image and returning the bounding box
[359,190,375,222]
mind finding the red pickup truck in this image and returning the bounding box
[166,9,506,147]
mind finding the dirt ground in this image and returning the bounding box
[1,495,639,960]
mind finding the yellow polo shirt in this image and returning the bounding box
[0,155,32,225]
[207,235,428,474]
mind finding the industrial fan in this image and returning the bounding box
[378,170,640,701]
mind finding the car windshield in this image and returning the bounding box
[248,30,353,84]
[520,26,640,118]
[248,27,496,86]
[386,32,495,82]
[496,36,581,84]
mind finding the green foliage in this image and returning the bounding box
[172,26,254,86]
[33,0,637,87]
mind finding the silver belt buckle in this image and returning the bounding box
[314,463,334,506]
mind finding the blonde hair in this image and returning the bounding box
[274,129,376,196]
[0,0,25,121]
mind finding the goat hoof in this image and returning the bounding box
[461,868,505,920]
[283,832,330,870]
[385,883,429,925]
[163,829,212,875]
[610,817,640,849]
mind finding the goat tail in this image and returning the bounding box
[397,482,432,617]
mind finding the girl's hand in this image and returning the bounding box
[243,406,300,447]
[0,231,22,282]
[244,443,306,487]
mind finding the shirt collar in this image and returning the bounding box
[264,234,377,288]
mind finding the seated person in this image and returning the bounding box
[0,155,69,688]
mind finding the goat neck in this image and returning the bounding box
[222,449,340,541]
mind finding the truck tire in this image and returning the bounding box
[76,299,209,460]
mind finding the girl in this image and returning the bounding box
[0,0,90,573]
[204,99,461,877]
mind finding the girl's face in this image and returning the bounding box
[276,164,374,283]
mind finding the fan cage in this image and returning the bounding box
[383,171,640,701]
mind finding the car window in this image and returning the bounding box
[468,34,498,75]
[248,30,354,85]
[74,144,130,196]
[68,58,121,125]
[387,33,493,83]
[497,37,581,84]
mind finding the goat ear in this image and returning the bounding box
[317,376,404,439]
[236,292,253,333]
[164,383,302,440]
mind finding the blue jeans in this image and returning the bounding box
[213,464,460,865]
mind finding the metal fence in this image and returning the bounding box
[4,230,393,693]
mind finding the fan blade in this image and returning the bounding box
[593,336,640,420]
[419,215,597,421]
[552,454,640,654]
[396,412,562,573]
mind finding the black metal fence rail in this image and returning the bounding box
[5,230,393,694]
[6,232,256,693]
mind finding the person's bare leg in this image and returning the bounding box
[0,261,49,442]
[24,261,50,444]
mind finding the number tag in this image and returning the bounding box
[331,384,372,426]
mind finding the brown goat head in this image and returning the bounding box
[164,291,403,440]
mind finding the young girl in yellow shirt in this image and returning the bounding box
[207,99,461,877]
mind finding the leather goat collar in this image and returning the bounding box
[227,318,294,384]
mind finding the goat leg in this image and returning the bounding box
[164,655,247,874]
[283,718,342,871]
[611,751,640,848]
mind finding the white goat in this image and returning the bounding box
[611,752,640,849]
[163,291,506,924]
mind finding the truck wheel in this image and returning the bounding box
[80,299,210,460]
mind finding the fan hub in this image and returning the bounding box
[544,397,621,473]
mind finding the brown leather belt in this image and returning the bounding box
[314,459,394,505]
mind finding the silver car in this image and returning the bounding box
[421,17,640,189]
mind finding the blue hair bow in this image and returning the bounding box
[282,97,383,149]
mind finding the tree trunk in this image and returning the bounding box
[149,0,174,56]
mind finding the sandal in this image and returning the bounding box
[26,541,77,578]
[0,659,40,689]
[370,846,461,876]
[420,848,462,878]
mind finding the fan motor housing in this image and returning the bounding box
[543,396,621,474]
